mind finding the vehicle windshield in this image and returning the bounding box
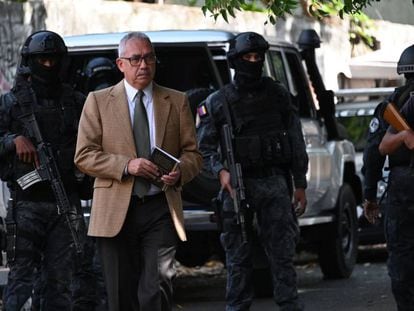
[336,113,372,152]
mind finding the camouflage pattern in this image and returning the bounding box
[197,80,308,310]
[385,167,414,310]
[221,176,301,311]
[3,199,76,310]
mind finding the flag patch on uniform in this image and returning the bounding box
[197,104,209,118]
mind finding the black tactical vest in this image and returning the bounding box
[223,78,293,169]
[9,85,81,200]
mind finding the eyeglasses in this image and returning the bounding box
[119,53,157,66]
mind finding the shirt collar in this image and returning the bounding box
[123,79,153,103]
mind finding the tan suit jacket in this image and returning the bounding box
[74,81,202,241]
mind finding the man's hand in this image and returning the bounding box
[403,129,414,150]
[161,167,181,186]
[13,135,39,167]
[127,158,159,180]
[293,188,307,217]
[363,199,380,225]
[219,169,234,198]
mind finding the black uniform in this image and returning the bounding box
[0,30,86,310]
[197,77,308,310]
[385,95,414,310]
[362,78,414,202]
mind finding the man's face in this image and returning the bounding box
[35,55,59,68]
[241,52,263,63]
[116,38,156,90]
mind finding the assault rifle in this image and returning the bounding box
[14,68,84,254]
[222,124,248,243]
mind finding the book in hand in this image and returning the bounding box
[150,146,181,191]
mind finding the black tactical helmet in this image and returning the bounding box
[397,44,414,75]
[84,57,116,92]
[297,29,321,50]
[21,30,67,62]
[227,32,269,62]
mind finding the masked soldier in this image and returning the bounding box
[362,44,414,223]
[197,32,308,311]
[378,93,414,310]
[0,30,85,310]
[83,56,118,93]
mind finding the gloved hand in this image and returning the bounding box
[363,199,380,225]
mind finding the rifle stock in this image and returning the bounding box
[382,102,411,131]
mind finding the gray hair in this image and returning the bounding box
[118,32,153,57]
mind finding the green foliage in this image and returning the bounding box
[308,0,380,19]
[349,12,377,48]
[202,0,383,24]
[308,1,377,49]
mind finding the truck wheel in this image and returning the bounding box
[317,183,358,279]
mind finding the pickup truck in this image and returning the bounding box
[0,29,363,296]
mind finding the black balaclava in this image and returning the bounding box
[28,55,62,98]
[233,52,265,90]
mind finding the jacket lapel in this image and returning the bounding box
[110,80,136,155]
[153,83,171,147]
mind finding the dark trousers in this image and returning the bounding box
[221,175,302,311]
[4,200,75,311]
[97,193,178,311]
[386,168,414,311]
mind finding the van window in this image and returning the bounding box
[268,51,288,87]
[336,113,371,151]
[155,46,218,92]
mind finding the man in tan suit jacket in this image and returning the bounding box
[74,32,202,311]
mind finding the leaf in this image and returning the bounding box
[220,8,229,22]
[227,5,236,17]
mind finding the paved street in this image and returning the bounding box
[173,246,394,311]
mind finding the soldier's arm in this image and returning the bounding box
[379,97,414,155]
[0,93,18,158]
[196,92,225,177]
[362,101,387,201]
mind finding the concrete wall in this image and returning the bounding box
[0,0,413,93]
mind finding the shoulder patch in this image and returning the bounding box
[197,103,209,118]
[369,117,380,133]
